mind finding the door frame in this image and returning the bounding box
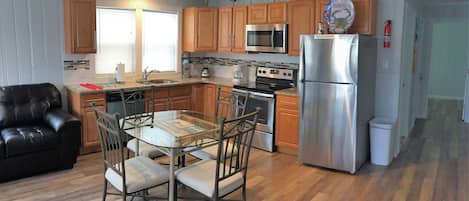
[397,2,417,140]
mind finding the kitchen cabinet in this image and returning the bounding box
[217,86,233,119]
[218,6,247,53]
[315,0,376,35]
[348,0,376,35]
[146,88,170,112]
[248,4,268,24]
[169,85,192,110]
[275,95,299,155]
[288,1,315,56]
[204,84,217,117]
[192,84,206,113]
[232,6,248,53]
[268,2,288,24]
[63,0,96,54]
[68,92,105,154]
[183,7,218,52]
[248,2,287,24]
[218,7,233,52]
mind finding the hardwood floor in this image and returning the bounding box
[0,99,467,201]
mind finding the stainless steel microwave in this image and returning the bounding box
[245,24,287,53]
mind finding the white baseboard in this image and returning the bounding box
[428,95,463,101]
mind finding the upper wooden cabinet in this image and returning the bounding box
[288,1,315,56]
[268,2,288,24]
[248,2,287,24]
[218,6,247,53]
[248,4,268,24]
[183,7,218,52]
[232,6,248,53]
[348,0,376,35]
[315,0,376,35]
[218,7,233,52]
[64,0,96,54]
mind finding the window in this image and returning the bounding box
[142,11,178,72]
[95,8,136,74]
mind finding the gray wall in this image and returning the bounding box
[428,22,469,100]
[0,0,64,86]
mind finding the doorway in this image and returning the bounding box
[427,21,469,120]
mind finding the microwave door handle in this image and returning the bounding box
[271,28,275,48]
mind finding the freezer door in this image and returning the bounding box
[298,81,357,173]
[299,34,358,84]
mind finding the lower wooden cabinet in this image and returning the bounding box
[83,106,103,151]
[171,96,192,110]
[204,84,217,117]
[192,84,206,113]
[275,95,299,155]
[68,91,105,154]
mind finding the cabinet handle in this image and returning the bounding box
[93,30,97,50]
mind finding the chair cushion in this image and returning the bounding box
[189,142,237,160]
[175,160,244,198]
[1,125,58,157]
[126,139,164,159]
[105,156,169,193]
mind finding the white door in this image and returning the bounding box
[398,3,416,140]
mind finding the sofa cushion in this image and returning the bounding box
[0,137,4,159]
[0,83,62,128]
[1,125,59,157]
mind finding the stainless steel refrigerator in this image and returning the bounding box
[298,34,377,174]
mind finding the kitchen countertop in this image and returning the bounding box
[275,88,298,97]
[65,77,236,94]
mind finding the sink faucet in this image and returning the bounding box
[143,66,160,81]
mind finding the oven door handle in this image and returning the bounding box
[233,88,275,99]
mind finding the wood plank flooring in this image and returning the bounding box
[0,99,467,201]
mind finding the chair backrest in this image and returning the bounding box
[214,87,249,120]
[120,86,155,130]
[92,106,127,182]
[214,108,260,197]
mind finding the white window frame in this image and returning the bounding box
[95,7,182,80]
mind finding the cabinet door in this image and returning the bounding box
[288,1,315,56]
[348,0,376,35]
[248,4,268,24]
[171,96,192,110]
[196,8,218,51]
[183,7,196,52]
[68,0,96,53]
[268,2,287,24]
[204,84,217,116]
[275,96,299,155]
[217,86,233,119]
[232,6,248,53]
[192,84,205,113]
[218,7,233,52]
[154,98,169,112]
[83,106,103,149]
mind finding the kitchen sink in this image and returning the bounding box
[137,79,178,85]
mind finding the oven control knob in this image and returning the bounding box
[288,73,292,76]
[262,70,266,73]
[283,73,287,76]
[258,70,262,73]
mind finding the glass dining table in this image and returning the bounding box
[122,110,222,201]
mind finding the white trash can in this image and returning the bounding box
[369,117,394,166]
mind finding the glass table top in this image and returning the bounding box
[123,110,222,149]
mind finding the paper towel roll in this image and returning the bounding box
[115,63,125,82]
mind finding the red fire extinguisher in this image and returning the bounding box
[384,20,392,48]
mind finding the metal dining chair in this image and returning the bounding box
[175,109,260,201]
[189,87,249,160]
[120,87,164,159]
[92,106,169,201]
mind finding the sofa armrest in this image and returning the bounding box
[44,109,81,133]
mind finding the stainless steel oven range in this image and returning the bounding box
[233,67,297,152]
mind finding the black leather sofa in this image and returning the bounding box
[0,83,81,182]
